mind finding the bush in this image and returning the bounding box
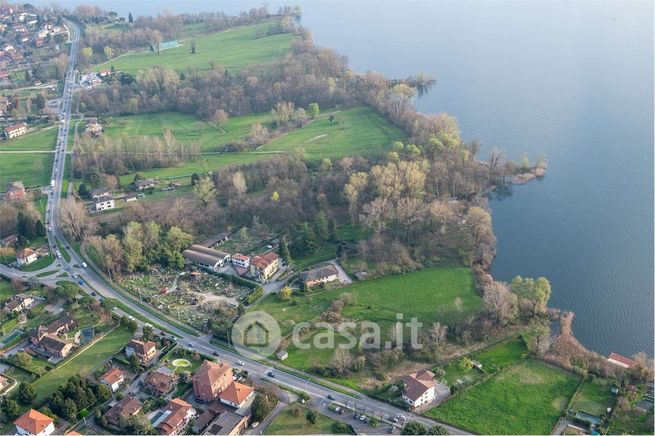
[244,286,264,306]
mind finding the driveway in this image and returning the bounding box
[326,259,352,284]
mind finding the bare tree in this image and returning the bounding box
[59,198,91,241]
[483,281,518,326]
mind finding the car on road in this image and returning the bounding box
[78,280,84,285]
[212,351,219,356]
[81,262,87,268]
[237,360,245,366]
[327,394,335,400]
[48,226,52,232]
[267,371,275,378]
[91,292,96,296]
[72,273,78,279]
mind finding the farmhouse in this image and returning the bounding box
[99,367,125,392]
[401,370,436,409]
[249,252,280,281]
[183,245,231,270]
[16,247,38,266]
[4,122,27,139]
[94,195,115,212]
[607,352,637,369]
[192,360,233,403]
[3,294,34,312]
[135,178,157,190]
[125,339,157,364]
[14,409,54,436]
[154,398,196,435]
[6,180,26,201]
[105,395,142,427]
[299,264,340,288]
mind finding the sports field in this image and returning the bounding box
[92,22,297,75]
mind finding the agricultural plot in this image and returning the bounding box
[0,152,53,187]
[92,22,297,76]
[426,360,580,435]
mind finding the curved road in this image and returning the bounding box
[0,20,467,435]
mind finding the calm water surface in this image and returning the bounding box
[38,0,654,356]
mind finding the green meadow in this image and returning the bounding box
[0,152,54,187]
[0,128,57,152]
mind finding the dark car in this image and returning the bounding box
[327,394,335,401]
[212,351,219,356]
[267,371,275,378]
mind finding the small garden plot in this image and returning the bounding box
[572,378,615,416]
[426,360,580,435]
[472,336,528,372]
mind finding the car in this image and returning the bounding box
[267,371,275,378]
[91,291,96,296]
[81,262,87,268]
[78,280,84,285]
[128,316,135,321]
[48,226,52,232]
[251,422,259,429]
[212,351,219,356]
[360,415,367,422]
[72,273,78,279]
[237,360,245,366]
[327,394,335,400]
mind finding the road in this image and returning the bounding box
[0,19,467,435]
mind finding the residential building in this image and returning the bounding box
[125,339,157,364]
[105,396,142,427]
[94,195,115,212]
[14,409,55,436]
[4,122,27,139]
[89,187,111,199]
[35,334,75,358]
[219,382,255,409]
[203,410,249,436]
[3,294,34,313]
[193,360,233,403]
[45,315,77,336]
[145,370,178,396]
[249,252,280,281]
[231,253,250,269]
[99,367,125,392]
[0,234,17,247]
[6,180,26,201]
[16,247,37,266]
[299,264,340,288]
[401,370,436,409]
[607,352,637,369]
[154,398,196,435]
[134,179,157,190]
[183,245,231,270]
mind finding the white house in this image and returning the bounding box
[218,382,255,409]
[16,248,38,266]
[401,370,436,409]
[14,409,55,436]
[99,367,125,392]
[94,195,115,212]
[231,253,250,269]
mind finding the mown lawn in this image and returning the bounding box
[0,152,53,187]
[0,128,57,151]
[92,22,297,76]
[252,267,481,337]
[426,360,580,435]
[473,336,528,371]
[31,327,133,404]
[572,378,615,416]
[21,254,55,272]
[265,404,349,435]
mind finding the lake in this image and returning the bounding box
[34,0,654,356]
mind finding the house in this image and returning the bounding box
[4,122,27,139]
[134,179,157,190]
[231,253,250,269]
[36,334,75,358]
[99,367,125,392]
[219,382,255,409]
[125,193,138,202]
[193,360,234,403]
[46,315,77,336]
[154,398,196,435]
[401,370,436,409]
[6,180,26,201]
[607,352,637,369]
[249,252,280,281]
[203,410,249,436]
[0,234,17,247]
[14,409,55,436]
[0,374,12,393]
[3,294,34,312]
[16,247,38,266]
[89,187,111,199]
[145,370,178,396]
[299,264,340,288]
[183,245,231,270]
[125,339,157,364]
[94,195,115,212]
[105,395,142,427]
[276,350,288,361]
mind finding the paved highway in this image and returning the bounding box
[0,20,467,435]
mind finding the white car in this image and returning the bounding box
[81,262,87,268]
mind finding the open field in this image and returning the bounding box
[252,267,481,336]
[31,327,133,403]
[473,336,528,371]
[92,22,297,76]
[0,128,57,152]
[0,152,54,187]
[572,378,615,416]
[426,360,580,434]
[265,404,349,435]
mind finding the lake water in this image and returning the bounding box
[37,0,654,356]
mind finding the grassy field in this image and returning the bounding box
[0,152,53,187]
[572,378,615,416]
[0,128,57,152]
[22,254,55,272]
[426,360,580,435]
[252,267,481,336]
[265,404,349,435]
[92,22,297,76]
[474,336,528,371]
[0,280,13,303]
[31,327,133,403]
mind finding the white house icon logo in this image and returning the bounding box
[231,311,281,360]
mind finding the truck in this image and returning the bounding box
[50,179,55,189]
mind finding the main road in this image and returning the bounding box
[0,19,467,435]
